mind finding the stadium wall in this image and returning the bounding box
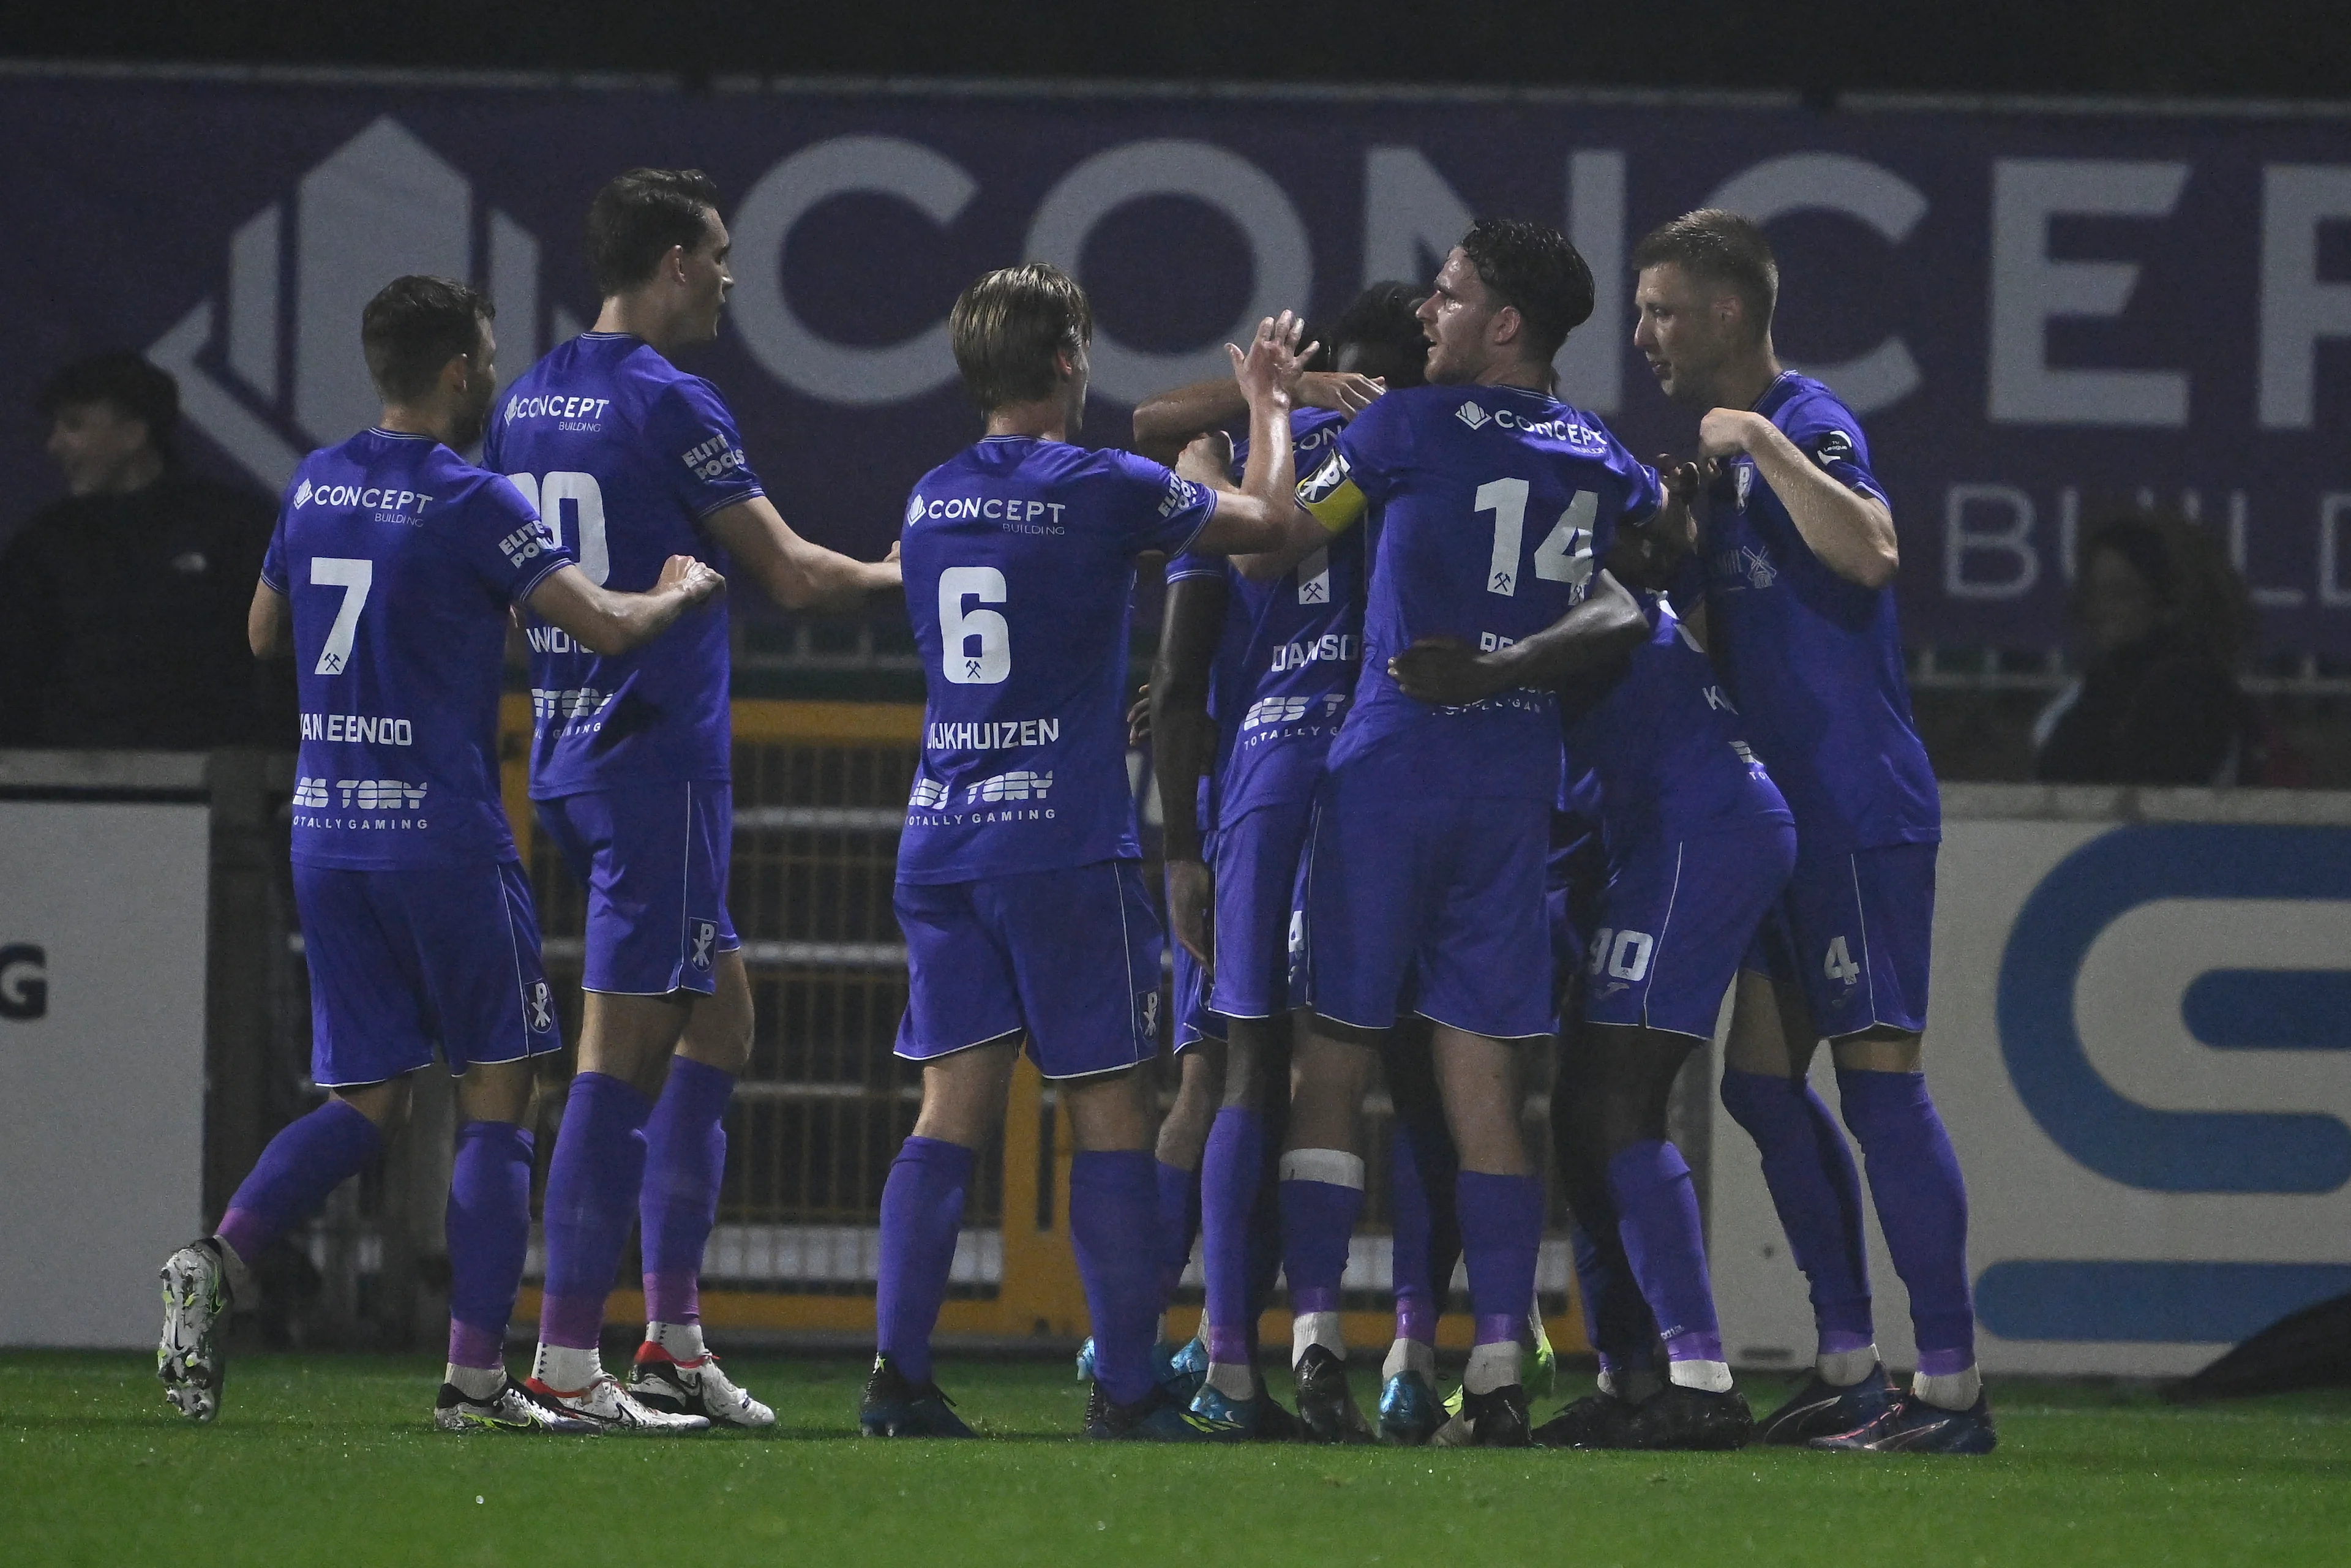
[6,72,2351,656]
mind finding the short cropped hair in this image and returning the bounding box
[1459,219,1595,363]
[1633,209,1779,340]
[587,168,721,297]
[39,353,179,457]
[361,276,492,403]
[948,263,1093,413]
[1332,280,1428,362]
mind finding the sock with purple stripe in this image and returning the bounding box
[215,1098,384,1267]
[1719,1069,1875,1357]
[1455,1171,1543,1351]
[1605,1141,1725,1372]
[1387,1108,1459,1344]
[445,1121,534,1370]
[1069,1149,1162,1406]
[1837,1068,1976,1376]
[1153,1158,1201,1312]
[874,1136,973,1387]
[1198,1109,1265,1365]
[1277,1153,1365,1322]
[641,1056,734,1327]
[536,1071,652,1353]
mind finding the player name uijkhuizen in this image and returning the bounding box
[926,718,1060,750]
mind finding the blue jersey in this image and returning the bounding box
[1166,406,1362,823]
[481,334,764,799]
[261,429,574,869]
[1299,383,1662,801]
[1555,596,1790,858]
[897,437,1218,884]
[1695,372,1938,850]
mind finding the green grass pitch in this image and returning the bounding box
[6,1352,2351,1567]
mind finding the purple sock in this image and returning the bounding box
[536,1071,651,1352]
[1387,1111,1458,1343]
[446,1121,533,1370]
[1153,1158,1200,1311]
[874,1136,972,1386]
[216,1098,383,1264]
[1069,1149,1161,1405]
[1606,1141,1723,1365]
[1570,1221,1657,1376]
[1199,1109,1265,1364]
[1837,1069,1976,1375]
[1455,1171,1542,1348]
[1277,1164,1365,1318]
[641,1056,734,1326]
[1720,1069,1875,1353]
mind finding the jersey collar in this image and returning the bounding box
[365,427,435,442]
[1750,370,1801,419]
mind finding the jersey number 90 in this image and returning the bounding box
[940,566,1010,685]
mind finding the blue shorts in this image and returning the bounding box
[1174,938,1223,1051]
[1585,817,1796,1040]
[895,860,1165,1081]
[1208,799,1313,1022]
[1547,817,1610,1023]
[536,780,740,996]
[1295,767,1554,1041]
[294,860,563,1088]
[1744,839,1937,1039]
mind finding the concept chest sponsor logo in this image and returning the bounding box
[0,943,47,1021]
[148,116,579,493]
[296,481,433,514]
[505,394,611,425]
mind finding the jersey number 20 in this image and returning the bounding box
[1476,479,1595,598]
[508,471,608,585]
[940,566,1010,685]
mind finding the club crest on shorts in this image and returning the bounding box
[1134,988,1161,1041]
[526,980,554,1033]
[691,920,718,971]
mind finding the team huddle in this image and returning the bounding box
[156,163,1992,1457]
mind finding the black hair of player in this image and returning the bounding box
[587,168,722,298]
[361,276,493,405]
[1458,219,1595,364]
[37,352,180,463]
[1332,280,1430,384]
[948,263,1093,413]
[1632,209,1779,341]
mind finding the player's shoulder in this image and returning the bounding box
[1764,373,1867,448]
[419,445,535,524]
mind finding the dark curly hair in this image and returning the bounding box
[1459,218,1595,362]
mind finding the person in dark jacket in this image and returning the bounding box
[2033,512,2260,786]
[0,354,290,749]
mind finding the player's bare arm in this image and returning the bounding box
[1387,569,1647,707]
[1186,313,1328,565]
[1131,369,1384,464]
[248,579,291,659]
[527,552,726,655]
[1698,408,1899,589]
[703,495,901,612]
[1150,570,1229,966]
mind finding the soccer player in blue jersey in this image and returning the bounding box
[1140,282,1451,1440]
[1398,506,1793,1451]
[485,170,899,1430]
[155,276,724,1430]
[1258,220,1679,1446]
[863,264,1328,1439]
[1633,209,1993,1454]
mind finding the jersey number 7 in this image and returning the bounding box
[310,557,373,675]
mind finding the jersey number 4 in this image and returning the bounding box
[310,557,373,676]
[940,566,1010,685]
[1476,479,1595,598]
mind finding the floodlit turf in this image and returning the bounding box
[5,1352,2350,1567]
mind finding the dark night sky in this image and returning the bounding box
[10,1,2349,101]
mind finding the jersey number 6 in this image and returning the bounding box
[940,566,1010,685]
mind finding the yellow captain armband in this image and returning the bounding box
[1296,451,1367,534]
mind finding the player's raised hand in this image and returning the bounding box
[1175,430,1235,487]
[1229,310,1308,403]
[658,553,727,606]
[1299,370,1386,418]
[1389,634,1509,707]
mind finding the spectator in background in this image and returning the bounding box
[0,353,290,749]
[2033,511,2266,786]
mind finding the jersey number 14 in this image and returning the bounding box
[1476,479,1595,598]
